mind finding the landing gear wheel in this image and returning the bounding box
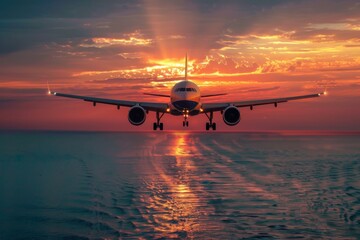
[186,121,189,127]
[205,122,216,130]
[153,122,157,130]
[183,121,185,127]
[159,122,163,131]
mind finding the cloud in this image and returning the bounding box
[80,31,153,48]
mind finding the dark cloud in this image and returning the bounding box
[0,0,141,19]
[0,1,148,55]
[0,18,92,54]
[1,0,358,57]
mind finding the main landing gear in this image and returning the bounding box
[153,111,164,130]
[205,111,216,131]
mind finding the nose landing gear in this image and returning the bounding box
[182,110,189,127]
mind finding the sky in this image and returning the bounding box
[0,0,359,131]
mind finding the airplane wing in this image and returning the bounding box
[143,93,170,98]
[49,91,169,112]
[202,92,324,112]
[201,93,227,98]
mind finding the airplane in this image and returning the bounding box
[48,54,325,131]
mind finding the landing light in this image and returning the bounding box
[166,108,170,112]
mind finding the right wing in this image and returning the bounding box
[202,92,324,112]
[50,91,169,112]
[201,93,227,98]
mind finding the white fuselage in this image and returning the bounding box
[169,80,201,115]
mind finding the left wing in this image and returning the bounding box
[49,91,169,112]
[202,92,324,112]
[143,93,170,98]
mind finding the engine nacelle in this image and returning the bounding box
[128,106,146,126]
[223,106,241,126]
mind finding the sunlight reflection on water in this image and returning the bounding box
[139,132,202,238]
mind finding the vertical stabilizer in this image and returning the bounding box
[185,53,188,80]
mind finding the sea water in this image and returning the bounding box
[0,131,359,239]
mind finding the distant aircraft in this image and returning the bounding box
[48,54,325,130]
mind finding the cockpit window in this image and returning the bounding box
[176,87,197,92]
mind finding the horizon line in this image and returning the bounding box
[1,129,360,136]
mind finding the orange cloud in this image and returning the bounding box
[80,31,152,48]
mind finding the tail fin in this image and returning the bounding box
[185,53,188,80]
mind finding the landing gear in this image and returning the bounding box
[205,111,216,131]
[182,121,189,127]
[153,112,164,131]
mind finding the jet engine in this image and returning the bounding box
[128,106,146,125]
[223,106,240,126]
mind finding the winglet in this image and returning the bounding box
[318,83,329,96]
[323,85,328,96]
[318,91,328,96]
[185,53,188,80]
[47,81,51,95]
[320,82,329,96]
[47,81,56,95]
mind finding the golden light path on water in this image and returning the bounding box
[138,133,204,238]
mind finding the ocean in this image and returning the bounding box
[0,131,359,239]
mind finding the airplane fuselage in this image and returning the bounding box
[169,80,201,116]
